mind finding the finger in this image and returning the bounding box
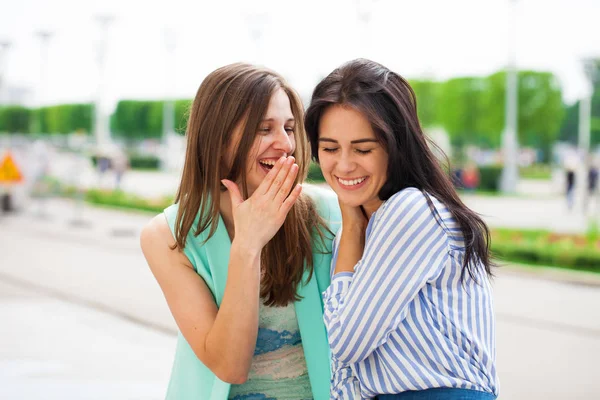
[221,179,244,207]
[257,156,286,195]
[274,163,299,204]
[267,156,295,199]
[280,183,302,214]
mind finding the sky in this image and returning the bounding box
[0,0,599,113]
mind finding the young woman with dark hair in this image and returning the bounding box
[305,59,499,400]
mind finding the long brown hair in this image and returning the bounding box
[305,59,495,282]
[174,63,328,306]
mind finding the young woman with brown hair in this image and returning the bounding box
[140,63,340,400]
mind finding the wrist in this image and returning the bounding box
[342,222,367,238]
[231,240,262,260]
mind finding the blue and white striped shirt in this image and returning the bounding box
[323,188,499,399]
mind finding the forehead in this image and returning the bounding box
[263,88,294,120]
[319,105,375,139]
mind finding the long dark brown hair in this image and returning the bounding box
[305,58,495,281]
[175,63,328,306]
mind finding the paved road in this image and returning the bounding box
[1,201,600,399]
[0,277,173,400]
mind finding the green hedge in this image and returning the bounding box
[34,104,93,134]
[307,162,325,182]
[129,154,160,170]
[111,99,192,140]
[478,166,503,192]
[90,154,160,170]
[519,164,552,180]
[85,189,172,213]
[491,228,600,273]
[0,106,32,133]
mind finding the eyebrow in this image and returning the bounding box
[262,118,295,123]
[318,138,378,144]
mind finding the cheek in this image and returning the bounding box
[317,155,334,174]
[376,159,389,180]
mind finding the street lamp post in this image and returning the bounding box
[0,41,11,105]
[93,15,114,149]
[578,59,599,214]
[245,12,269,64]
[161,27,176,171]
[500,0,519,194]
[36,31,53,134]
[354,0,378,55]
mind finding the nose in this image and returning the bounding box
[337,150,356,174]
[273,128,293,155]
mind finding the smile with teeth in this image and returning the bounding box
[337,176,367,186]
[259,159,277,169]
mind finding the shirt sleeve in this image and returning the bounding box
[323,188,450,365]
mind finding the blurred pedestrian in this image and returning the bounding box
[112,151,129,191]
[462,162,480,192]
[564,152,578,210]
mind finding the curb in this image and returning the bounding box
[500,263,600,288]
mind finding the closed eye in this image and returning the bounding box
[356,149,372,155]
[321,148,338,153]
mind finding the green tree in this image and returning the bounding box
[0,106,31,133]
[437,77,488,147]
[481,70,564,162]
[174,99,192,134]
[112,100,190,141]
[409,79,439,128]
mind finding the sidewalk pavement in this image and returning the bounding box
[0,278,174,400]
[2,196,600,399]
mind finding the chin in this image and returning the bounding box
[337,195,365,208]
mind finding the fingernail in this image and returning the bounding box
[279,156,286,164]
[221,179,227,187]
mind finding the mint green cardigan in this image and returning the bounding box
[163,185,341,400]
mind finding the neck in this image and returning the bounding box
[362,198,384,220]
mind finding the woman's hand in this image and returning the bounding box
[221,156,301,252]
[339,202,368,234]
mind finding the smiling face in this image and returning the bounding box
[226,87,296,197]
[317,104,389,217]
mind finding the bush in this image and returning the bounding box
[491,228,600,274]
[478,166,503,192]
[0,106,32,133]
[90,154,160,170]
[519,164,552,180]
[307,162,325,182]
[129,154,160,170]
[85,189,172,213]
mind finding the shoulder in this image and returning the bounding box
[380,187,430,216]
[140,213,194,273]
[374,187,447,231]
[140,213,174,250]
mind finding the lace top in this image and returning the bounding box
[228,300,313,400]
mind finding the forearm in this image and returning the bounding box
[204,241,261,382]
